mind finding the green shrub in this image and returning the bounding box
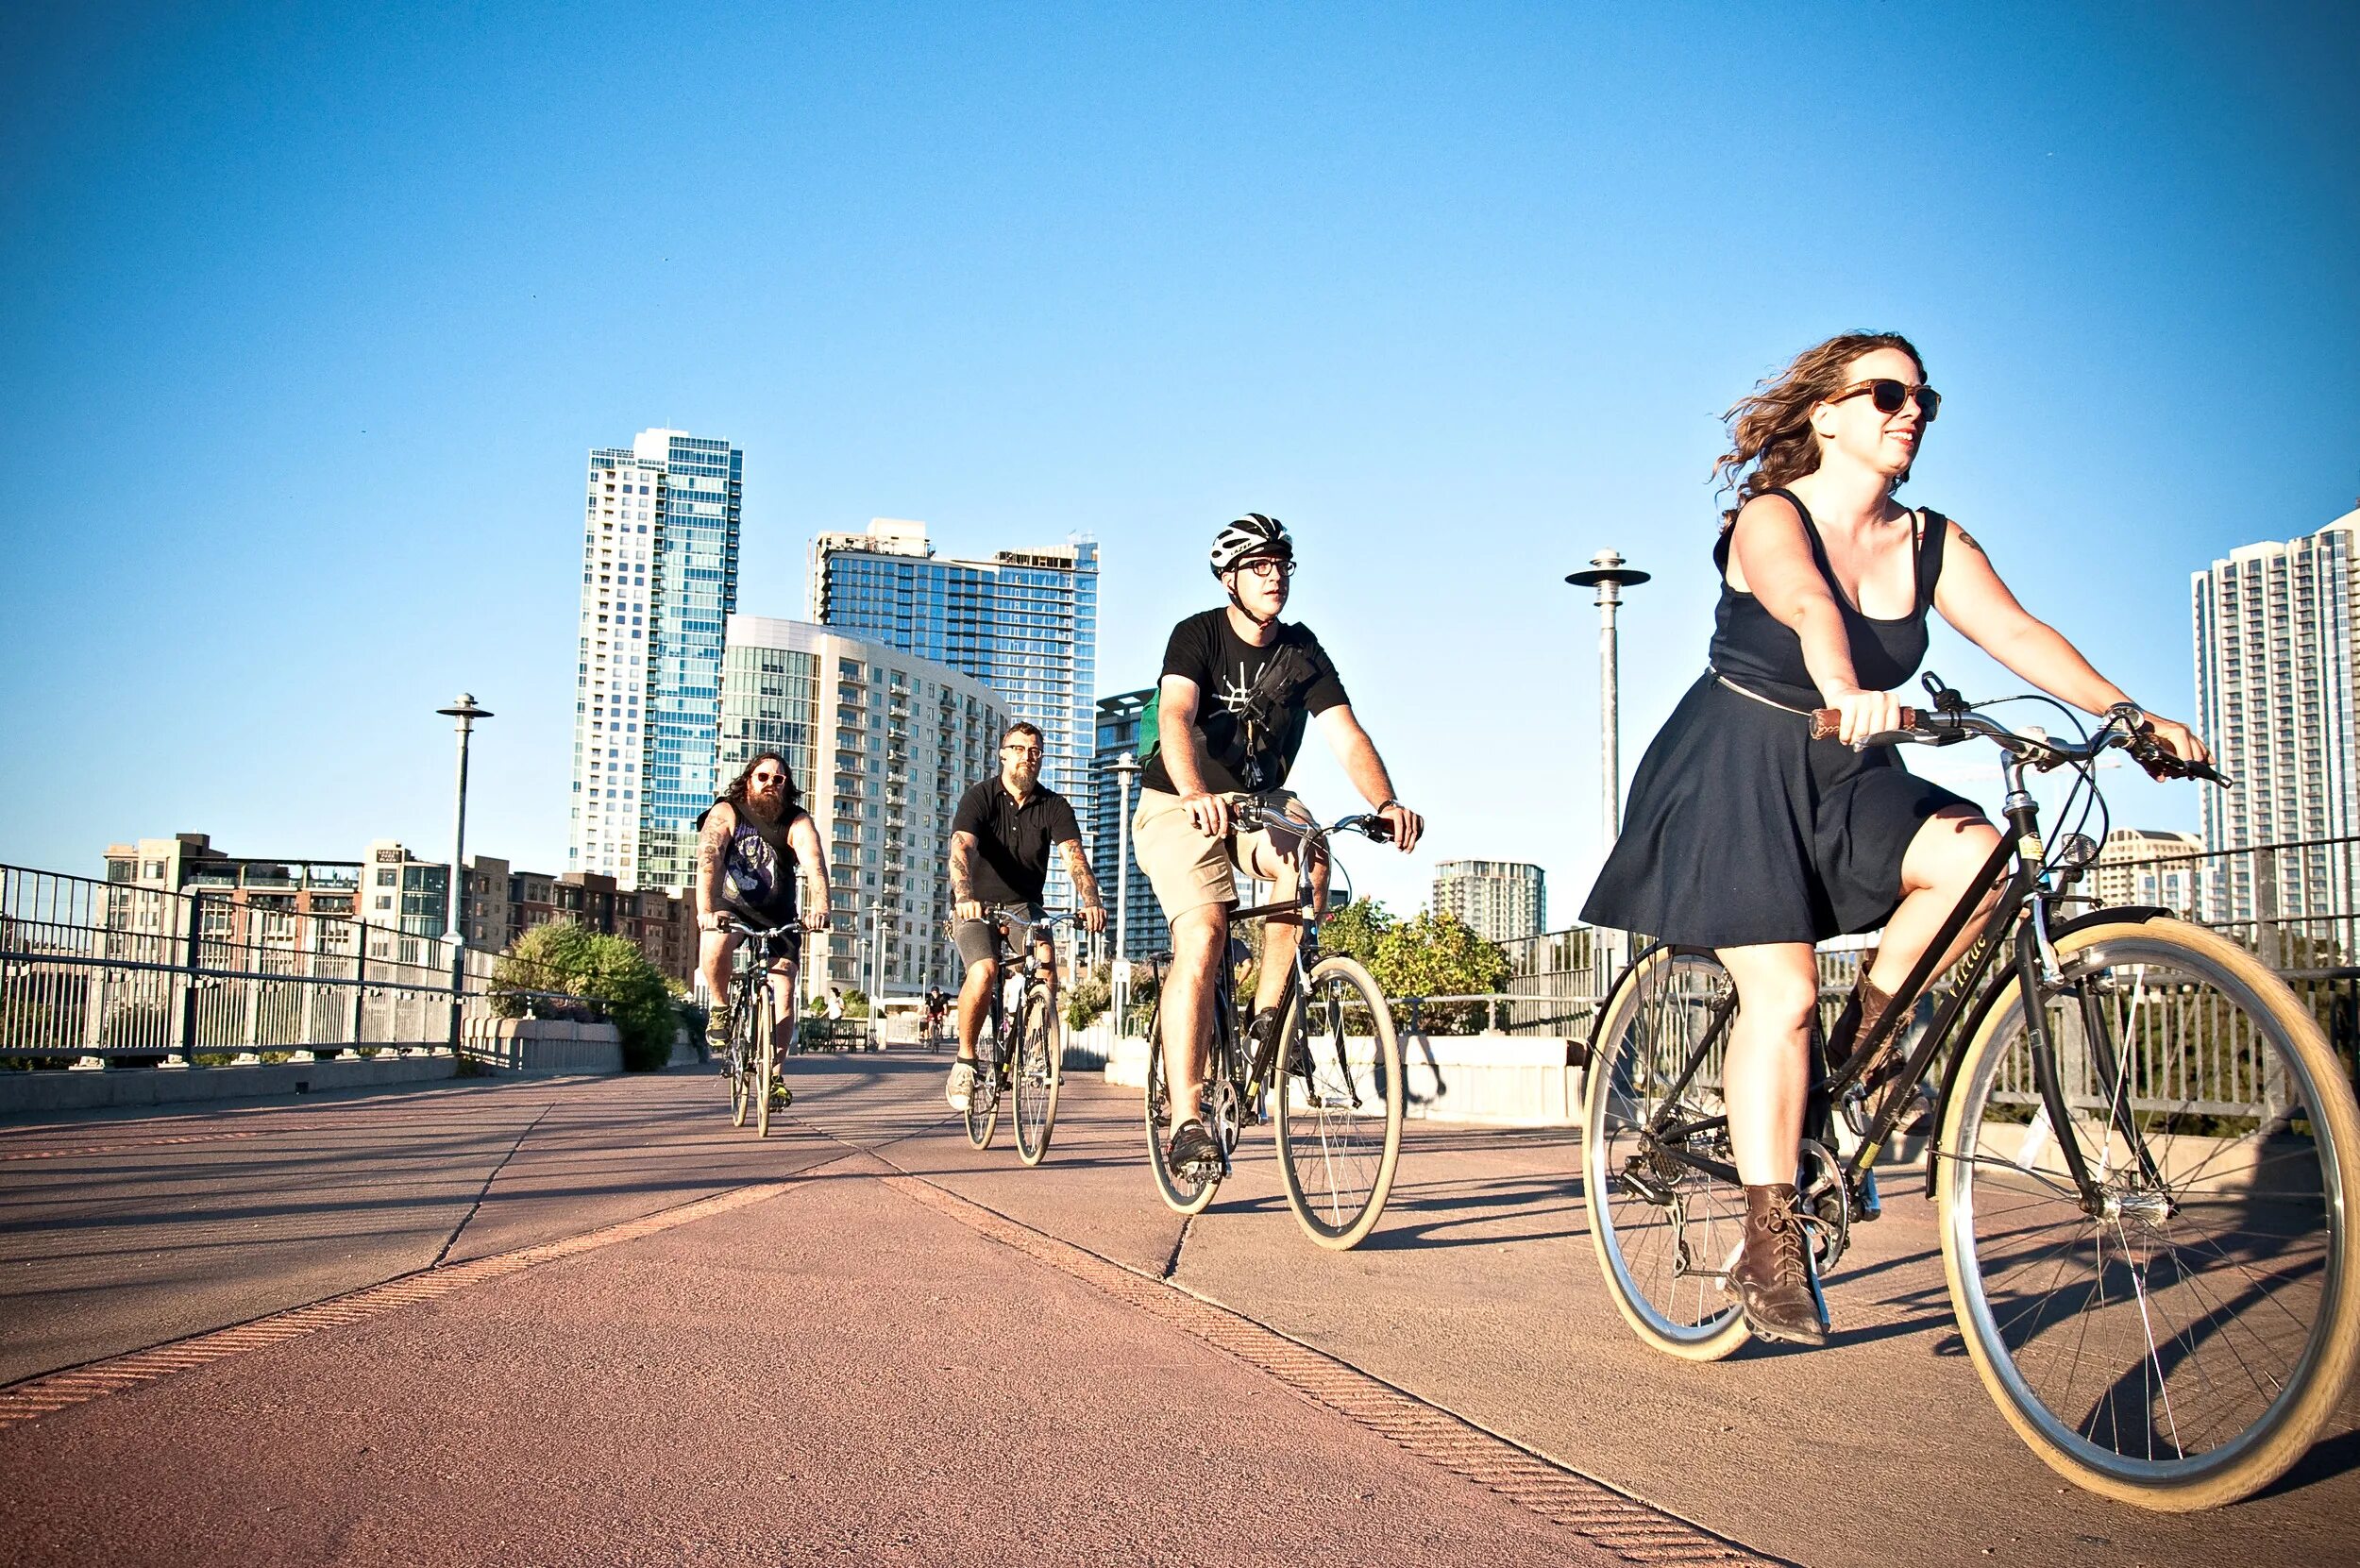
[495,921,679,1071]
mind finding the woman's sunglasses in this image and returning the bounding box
[1826,379,1940,422]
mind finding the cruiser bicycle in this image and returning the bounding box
[1144,801,1405,1250]
[716,915,812,1139]
[1582,677,2360,1509]
[962,909,1083,1167]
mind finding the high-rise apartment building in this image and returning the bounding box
[1091,690,1169,961]
[809,519,1098,906]
[717,615,1007,1001]
[1431,859,1547,943]
[570,429,744,892]
[2192,509,2360,930]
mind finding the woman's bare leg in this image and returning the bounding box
[1716,942,1820,1186]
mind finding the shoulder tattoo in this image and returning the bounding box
[1953,524,1986,557]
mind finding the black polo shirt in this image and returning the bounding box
[952,779,1082,904]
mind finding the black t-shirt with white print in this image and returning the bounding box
[1140,609,1350,797]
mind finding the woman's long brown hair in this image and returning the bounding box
[1711,332,1925,527]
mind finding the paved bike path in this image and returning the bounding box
[7,1054,2358,1567]
[3,1138,1658,1565]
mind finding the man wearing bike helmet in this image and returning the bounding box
[1136,514,1424,1176]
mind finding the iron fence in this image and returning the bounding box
[1,863,593,1066]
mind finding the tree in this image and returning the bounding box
[493,920,680,1071]
[1320,895,1396,968]
[1368,908,1510,1035]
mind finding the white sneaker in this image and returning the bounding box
[946,1059,975,1112]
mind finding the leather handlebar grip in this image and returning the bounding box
[1809,706,1921,741]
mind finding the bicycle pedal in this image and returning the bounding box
[1852,1170,1881,1222]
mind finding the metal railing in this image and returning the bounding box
[1,863,594,1066]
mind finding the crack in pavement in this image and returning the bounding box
[429,1101,554,1268]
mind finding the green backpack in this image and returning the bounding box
[1136,685,1163,765]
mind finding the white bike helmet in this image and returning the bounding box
[1208,513,1293,578]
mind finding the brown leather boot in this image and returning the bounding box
[1826,973,1896,1071]
[1732,1183,1827,1345]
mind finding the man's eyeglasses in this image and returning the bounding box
[1825,379,1941,422]
[1002,745,1043,758]
[1235,557,1295,581]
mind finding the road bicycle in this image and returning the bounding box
[716,916,812,1139]
[1143,801,1405,1250]
[962,909,1083,1167]
[1582,676,2360,1509]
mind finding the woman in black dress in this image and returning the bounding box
[1581,331,2208,1343]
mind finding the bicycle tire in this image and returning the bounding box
[1937,917,2360,1509]
[1273,954,1405,1249]
[754,991,777,1138]
[1013,992,1061,1167]
[1582,944,1752,1361]
[729,986,756,1130]
[1145,1025,1218,1215]
[963,1044,1000,1150]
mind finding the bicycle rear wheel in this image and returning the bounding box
[1938,917,2360,1509]
[1145,1025,1218,1215]
[1013,993,1061,1167]
[963,1043,1000,1150]
[729,986,756,1129]
[1273,955,1404,1249]
[1582,944,1752,1361]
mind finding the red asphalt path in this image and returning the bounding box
[1,1134,1731,1566]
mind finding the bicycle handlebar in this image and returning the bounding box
[1229,799,1396,844]
[713,914,819,938]
[1808,697,2232,786]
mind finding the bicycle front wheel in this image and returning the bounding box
[1145,1025,1218,1215]
[729,1047,750,1128]
[1939,917,2360,1509]
[754,995,777,1138]
[1013,994,1061,1167]
[1273,955,1404,1249]
[1582,944,1752,1361]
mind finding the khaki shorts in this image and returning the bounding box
[1132,788,1309,918]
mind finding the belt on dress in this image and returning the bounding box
[1707,664,1817,719]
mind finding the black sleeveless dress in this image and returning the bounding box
[1580,490,1974,948]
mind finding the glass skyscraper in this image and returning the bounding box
[810,519,1099,906]
[569,429,743,891]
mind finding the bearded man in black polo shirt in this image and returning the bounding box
[945,720,1107,1112]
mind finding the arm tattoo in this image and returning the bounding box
[949,833,976,903]
[1062,840,1103,908]
[694,807,731,914]
[1954,526,1986,557]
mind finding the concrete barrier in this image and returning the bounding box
[0,1052,460,1115]
[1104,1032,1585,1128]
[458,1017,625,1075]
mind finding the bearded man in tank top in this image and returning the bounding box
[696,752,831,1092]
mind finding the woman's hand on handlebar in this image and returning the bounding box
[1820,685,1904,748]
[2139,714,2211,768]
[805,909,831,935]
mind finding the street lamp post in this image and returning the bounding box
[869,898,887,1050]
[1109,750,1142,1037]
[434,693,493,1054]
[1564,551,1649,843]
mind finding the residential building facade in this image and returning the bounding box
[808,518,1098,908]
[1431,859,1547,943]
[717,614,1008,1003]
[2089,829,2204,917]
[570,428,744,893]
[1090,689,1169,961]
[2192,509,2360,933]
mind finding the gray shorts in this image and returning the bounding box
[952,902,1045,969]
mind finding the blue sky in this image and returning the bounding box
[4,2,2355,919]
